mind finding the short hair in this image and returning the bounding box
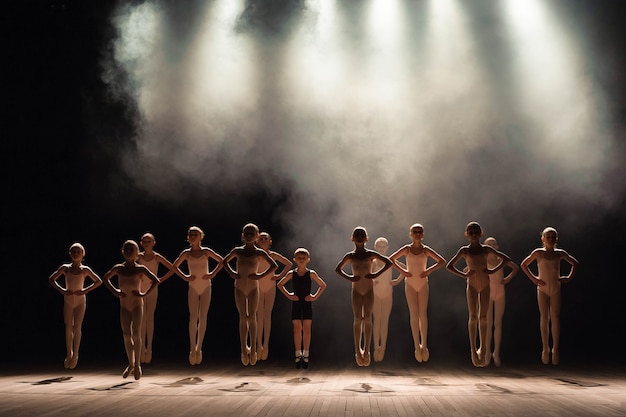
[541,227,558,238]
[122,240,139,252]
[69,242,85,255]
[374,237,389,247]
[466,221,482,231]
[352,226,367,238]
[141,232,155,241]
[188,226,204,239]
[294,247,310,257]
[243,223,259,234]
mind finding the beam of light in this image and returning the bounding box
[502,0,607,175]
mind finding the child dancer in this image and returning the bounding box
[103,240,160,379]
[390,224,446,363]
[256,231,292,360]
[137,232,176,363]
[222,223,278,366]
[278,248,327,369]
[371,237,403,362]
[520,227,578,365]
[169,226,223,365]
[482,237,518,367]
[48,243,102,369]
[446,222,512,367]
[335,226,393,366]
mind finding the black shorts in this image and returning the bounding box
[291,300,313,320]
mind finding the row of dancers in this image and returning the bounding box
[49,221,578,379]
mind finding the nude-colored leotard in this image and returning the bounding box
[405,251,428,292]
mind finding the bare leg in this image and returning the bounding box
[292,320,303,353]
[257,288,276,360]
[187,288,200,364]
[466,285,480,366]
[492,296,505,366]
[477,287,490,366]
[141,288,158,363]
[234,288,250,365]
[537,291,551,364]
[351,290,365,365]
[549,290,562,365]
[405,285,422,362]
[194,287,211,364]
[120,307,135,377]
[131,304,143,379]
[417,284,430,361]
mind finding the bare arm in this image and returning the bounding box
[48,265,70,295]
[502,260,519,285]
[79,266,103,295]
[154,252,181,283]
[485,247,512,275]
[135,265,160,296]
[102,266,124,298]
[423,246,447,278]
[166,250,193,282]
[221,248,241,280]
[277,271,298,301]
[366,251,392,279]
[520,250,544,286]
[446,248,469,279]
[205,248,224,280]
[270,251,293,281]
[389,246,411,276]
[250,249,278,280]
[335,253,358,282]
[559,250,579,283]
[306,270,327,301]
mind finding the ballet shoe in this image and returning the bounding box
[69,355,78,369]
[483,351,491,367]
[374,347,381,362]
[295,356,302,369]
[551,349,559,365]
[63,357,71,369]
[362,352,371,366]
[241,352,250,366]
[421,346,430,362]
[134,365,142,380]
[415,348,423,363]
[195,350,202,365]
[250,351,258,366]
[493,352,501,367]
[541,350,550,365]
[379,347,386,361]
[189,351,197,365]
[144,350,152,364]
[302,356,309,369]
[355,353,364,367]
[471,351,480,367]
[122,365,133,378]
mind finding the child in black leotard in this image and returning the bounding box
[278,248,327,369]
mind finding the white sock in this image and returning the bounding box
[296,350,302,358]
[303,350,309,358]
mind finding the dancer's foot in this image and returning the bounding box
[541,350,550,365]
[295,356,302,369]
[189,351,197,365]
[69,355,78,369]
[63,357,71,369]
[471,351,480,367]
[250,351,258,366]
[302,356,309,369]
[134,365,142,380]
[379,347,386,361]
[260,346,268,361]
[195,350,202,365]
[122,365,134,378]
[493,352,501,367]
[362,352,371,366]
[144,350,152,364]
[355,352,364,366]
[421,346,430,363]
[241,351,250,366]
[415,348,423,363]
[551,349,559,365]
[483,351,491,367]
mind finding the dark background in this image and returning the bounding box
[3,0,625,371]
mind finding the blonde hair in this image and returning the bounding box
[69,242,85,255]
[294,247,310,257]
[188,226,204,240]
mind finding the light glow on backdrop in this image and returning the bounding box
[102,0,616,284]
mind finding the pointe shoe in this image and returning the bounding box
[195,350,203,365]
[122,365,133,378]
[483,351,491,367]
[415,348,423,363]
[379,347,386,361]
[134,365,142,380]
[421,346,430,362]
[69,355,78,369]
[250,351,258,366]
[355,352,364,366]
[144,350,152,364]
[551,349,559,365]
[189,351,197,365]
[362,352,371,366]
[63,357,71,369]
[471,351,480,367]
[295,356,302,369]
[493,352,501,367]
[241,352,250,366]
[541,350,550,365]
[302,356,309,369]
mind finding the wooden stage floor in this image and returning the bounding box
[1,360,625,417]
